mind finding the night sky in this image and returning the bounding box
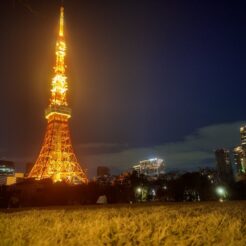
[0,0,246,177]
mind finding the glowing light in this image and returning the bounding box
[50,7,68,107]
[59,6,64,37]
[45,112,71,119]
[28,6,88,184]
[137,187,142,193]
[216,187,225,196]
[216,187,227,201]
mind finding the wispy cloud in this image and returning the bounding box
[79,121,244,176]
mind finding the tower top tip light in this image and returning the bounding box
[59,6,64,37]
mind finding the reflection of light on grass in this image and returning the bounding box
[0,202,245,245]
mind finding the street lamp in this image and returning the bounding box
[136,187,143,202]
[216,186,227,202]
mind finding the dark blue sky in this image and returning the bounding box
[0,0,246,176]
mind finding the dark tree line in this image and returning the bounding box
[0,170,245,208]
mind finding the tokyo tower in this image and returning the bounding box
[28,6,88,184]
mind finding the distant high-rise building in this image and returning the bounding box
[233,125,246,181]
[0,160,24,186]
[0,160,15,176]
[97,166,110,177]
[233,146,245,173]
[215,149,233,184]
[5,173,25,186]
[133,158,165,178]
[240,126,246,148]
[96,166,113,185]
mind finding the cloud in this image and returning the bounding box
[79,121,245,177]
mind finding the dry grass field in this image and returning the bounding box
[0,202,245,246]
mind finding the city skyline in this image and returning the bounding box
[0,0,246,177]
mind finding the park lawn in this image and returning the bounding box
[0,201,245,246]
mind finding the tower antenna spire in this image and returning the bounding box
[59,5,64,37]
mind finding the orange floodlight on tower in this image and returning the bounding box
[28,6,88,184]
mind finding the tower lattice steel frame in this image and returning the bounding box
[28,6,88,184]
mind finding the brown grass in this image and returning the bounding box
[0,202,245,246]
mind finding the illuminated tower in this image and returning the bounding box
[28,7,88,184]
